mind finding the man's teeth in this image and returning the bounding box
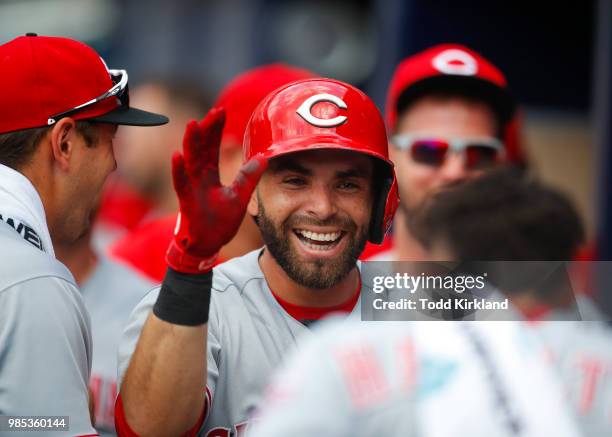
[303,240,335,251]
[296,229,341,242]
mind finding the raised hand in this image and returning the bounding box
[166,107,267,273]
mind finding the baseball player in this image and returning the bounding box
[366,43,523,262]
[109,64,316,281]
[411,168,612,436]
[115,78,398,436]
[249,320,583,437]
[0,34,167,436]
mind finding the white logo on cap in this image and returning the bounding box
[432,49,478,76]
[296,93,348,128]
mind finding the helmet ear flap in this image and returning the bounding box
[383,178,399,235]
[368,163,399,244]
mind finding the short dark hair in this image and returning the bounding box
[0,121,99,170]
[411,167,585,299]
[412,166,585,261]
[395,85,504,138]
[137,76,212,115]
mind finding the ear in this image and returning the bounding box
[49,118,78,172]
[247,189,260,217]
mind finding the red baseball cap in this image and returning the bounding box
[386,43,515,132]
[0,33,168,134]
[214,63,315,147]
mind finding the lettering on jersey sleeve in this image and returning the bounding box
[576,356,607,414]
[206,421,250,437]
[89,376,101,420]
[0,214,43,250]
[234,421,249,437]
[204,386,213,423]
[89,375,117,430]
[106,381,118,427]
[335,342,389,409]
[206,427,231,437]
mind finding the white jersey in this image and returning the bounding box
[529,298,612,436]
[81,256,155,436]
[251,320,583,437]
[0,222,97,436]
[118,249,369,436]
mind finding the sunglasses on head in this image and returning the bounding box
[391,133,504,170]
[47,69,129,126]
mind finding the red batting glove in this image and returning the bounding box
[166,107,267,274]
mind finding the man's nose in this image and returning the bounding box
[439,152,469,184]
[305,184,337,220]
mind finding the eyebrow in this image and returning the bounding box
[335,167,371,179]
[270,158,372,179]
[270,160,312,176]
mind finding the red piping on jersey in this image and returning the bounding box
[269,275,361,321]
[114,393,207,437]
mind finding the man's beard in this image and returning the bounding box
[397,186,420,232]
[400,180,467,234]
[257,200,368,290]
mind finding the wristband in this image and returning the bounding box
[153,267,213,326]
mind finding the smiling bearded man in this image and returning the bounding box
[115,78,398,437]
[255,150,372,290]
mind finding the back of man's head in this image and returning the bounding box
[413,167,585,261]
[412,168,585,300]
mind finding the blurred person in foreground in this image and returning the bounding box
[55,220,155,436]
[412,168,612,436]
[109,65,315,281]
[364,43,525,261]
[115,78,398,436]
[250,320,581,437]
[0,33,167,435]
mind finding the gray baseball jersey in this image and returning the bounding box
[250,320,583,437]
[118,248,365,436]
[529,298,612,436]
[0,222,97,436]
[81,256,155,436]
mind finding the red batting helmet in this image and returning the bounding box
[244,78,399,244]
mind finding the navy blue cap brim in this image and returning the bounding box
[87,105,168,126]
[396,75,516,125]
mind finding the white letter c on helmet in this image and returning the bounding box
[296,93,348,128]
